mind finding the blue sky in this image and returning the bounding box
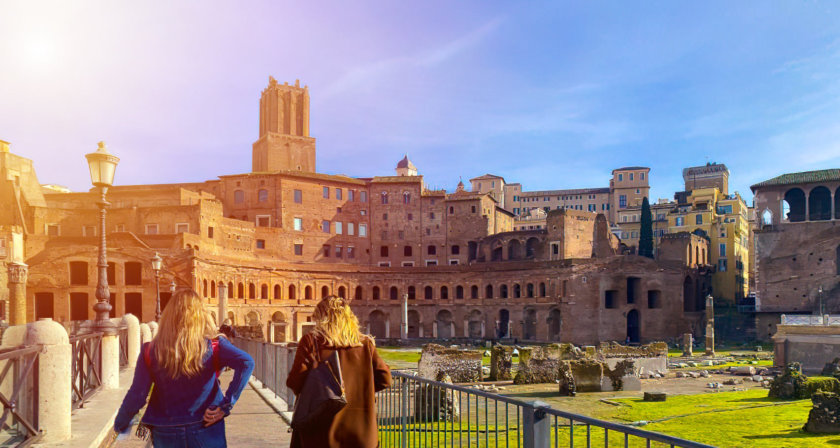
[2,1,840,202]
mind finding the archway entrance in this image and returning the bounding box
[468,310,483,338]
[498,309,510,339]
[436,310,453,339]
[369,311,387,339]
[627,309,640,343]
[548,308,562,341]
[407,310,421,338]
[523,308,537,340]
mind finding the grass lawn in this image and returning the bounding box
[603,390,835,447]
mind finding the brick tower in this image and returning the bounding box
[252,77,316,172]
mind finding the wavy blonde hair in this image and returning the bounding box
[311,295,364,347]
[153,289,217,378]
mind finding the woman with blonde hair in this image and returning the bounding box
[114,289,254,447]
[287,295,391,447]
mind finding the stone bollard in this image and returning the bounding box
[122,314,141,368]
[148,321,159,339]
[101,331,120,390]
[140,323,152,345]
[1,319,72,442]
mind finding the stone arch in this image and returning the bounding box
[271,311,288,342]
[547,308,562,341]
[523,308,537,340]
[424,286,433,300]
[246,310,260,326]
[304,285,313,300]
[372,286,381,300]
[407,310,421,338]
[485,284,494,299]
[237,283,244,298]
[389,286,398,300]
[288,284,297,301]
[525,237,540,258]
[436,310,453,339]
[248,283,256,299]
[368,310,387,339]
[408,286,416,300]
[761,208,773,227]
[491,240,504,261]
[440,286,449,299]
[470,285,478,299]
[500,284,509,299]
[210,281,216,298]
[683,276,697,312]
[260,284,268,299]
[468,310,484,338]
[321,285,329,299]
[354,286,363,300]
[468,241,478,261]
[338,285,347,298]
[273,284,281,300]
[809,186,832,221]
[783,188,806,222]
[455,285,464,299]
[272,311,287,322]
[498,309,510,338]
[508,239,522,260]
[203,279,208,297]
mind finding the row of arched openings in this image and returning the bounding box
[782,187,840,222]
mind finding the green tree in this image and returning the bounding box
[639,196,654,258]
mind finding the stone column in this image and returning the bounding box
[140,323,152,344]
[148,321,159,339]
[682,333,693,357]
[385,319,390,339]
[7,262,28,325]
[122,313,140,368]
[450,322,455,339]
[101,332,120,389]
[2,319,73,442]
[463,320,469,338]
[432,321,438,338]
[481,321,486,338]
[218,282,228,327]
[705,295,715,356]
[401,294,408,340]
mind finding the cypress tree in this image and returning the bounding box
[639,196,654,258]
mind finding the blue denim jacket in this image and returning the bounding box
[114,337,254,431]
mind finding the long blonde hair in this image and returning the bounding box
[311,295,364,347]
[153,289,217,378]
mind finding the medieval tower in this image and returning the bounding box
[251,77,316,172]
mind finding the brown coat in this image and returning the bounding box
[287,332,391,448]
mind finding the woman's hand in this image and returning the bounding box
[203,406,225,427]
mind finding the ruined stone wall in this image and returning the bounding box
[417,344,482,382]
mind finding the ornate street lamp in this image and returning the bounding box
[151,252,162,321]
[85,141,119,333]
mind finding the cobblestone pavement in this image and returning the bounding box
[113,372,291,447]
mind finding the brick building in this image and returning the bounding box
[2,79,712,345]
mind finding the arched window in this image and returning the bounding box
[539,282,546,297]
[485,284,494,299]
[404,246,413,257]
[210,281,216,298]
[408,286,416,300]
[500,284,509,299]
[304,286,312,300]
[809,186,832,221]
[338,286,346,298]
[451,245,460,255]
[449,206,454,215]
[234,190,245,204]
[228,282,234,299]
[403,192,411,204]
[455,285,464,299]
[273,284,281,300]
[470,285,478,299]
[526,283,534,298]
[321,286,329,299]
[440,286,449,299]
[248,283,256,299]
[354,286,363,300]
[237,283,244,298]
[513,283,521,298]
[372,286,380,300]
[258,189,268,202]
[424,286,433,300]
[260,284,268,299]
[783,188,806,222]
[381,192,389,204]
[390,286,398,300]
[762,209,773,226]
[288,284,297,301]
[203,280,208,297]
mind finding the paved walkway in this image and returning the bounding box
[113,372,291,447]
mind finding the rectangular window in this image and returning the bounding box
[47,224,59,236]
[629,173,634,181]
[640,172,645,180]
[382,213,388,221]
[719,243,726,257]
[256,215,270,227]
[695,214,703,225]
[402,261,414,267]
[323,244,331,257]
[360,191,367,202]
[336,188,342,200]
[82,225,96,237]
[619,195,627,208]
[360,210,366,216]
[256,239,265,249]
[69,261,88,285]
[407,213,413,221]
[675,217,684,226]
[426,260,437,266]
[335,245,343,258]
[294,189,302,203]
[175,223,189,233]
[380,246,389,257]
[335,222,343,234]
[348,246,355,258]
[378,262,391,267]
[359,224,367,237]
[349,190,355,201]
[293,218,303,231]
[347,222,355,235]
[398,230,404,240]
[618,174,623,182]
[323,187,329,199]
[145,224,159,235]
[322,220,330,233]
[718,258,728,272]
[717,205,733,215]
[294,244,303,256]
[429,212,435,219]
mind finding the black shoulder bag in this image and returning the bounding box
[290,339,347,432]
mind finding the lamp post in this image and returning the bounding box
[819,286,824,318]
[151,253,162,321]
[217,281,227,328]
[85,142,119,334]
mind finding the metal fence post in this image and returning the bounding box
[286,348,296,411]
[523,401,550,448]
[400,377,409,448]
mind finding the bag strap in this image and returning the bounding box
[211,338,221,378]
[143,342,152,371]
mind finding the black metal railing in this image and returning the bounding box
[232,338,296,411]
[0,345,43,446]
[376,371,716,448]
[70,332,103,410]
[118,327,129,369]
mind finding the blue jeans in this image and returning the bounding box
[151,421,226,448]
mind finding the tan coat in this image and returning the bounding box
[287,332,391,448]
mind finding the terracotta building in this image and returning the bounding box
[2,79,712,345]
[751,169,840,340]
